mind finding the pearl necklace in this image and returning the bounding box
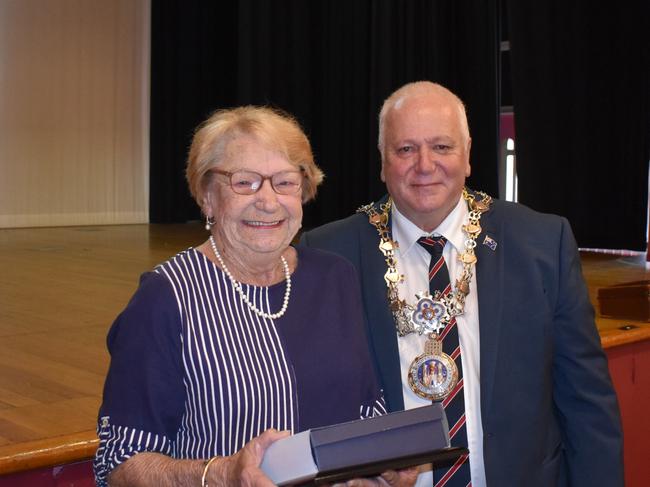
[208,235,291,319]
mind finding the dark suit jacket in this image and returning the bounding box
[300,195,623,487]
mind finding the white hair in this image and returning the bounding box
[377,81,470,157]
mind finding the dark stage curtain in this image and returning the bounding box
[506,2,650,250]
[150,1,499,229]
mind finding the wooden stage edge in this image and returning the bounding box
[0,223,649,476]
[0,432,97,476]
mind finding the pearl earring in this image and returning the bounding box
[205,216,215,231]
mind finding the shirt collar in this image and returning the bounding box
[391,195,468,255]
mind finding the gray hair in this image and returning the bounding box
[377,81,470,157]
[186,105,324,206]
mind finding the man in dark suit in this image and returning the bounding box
[300,81,623,487]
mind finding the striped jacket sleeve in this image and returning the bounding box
[93,272,185,485]
[94,417,175,487]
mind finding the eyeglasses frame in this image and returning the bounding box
[210,167,305,195]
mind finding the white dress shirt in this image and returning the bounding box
[391,196,487,487]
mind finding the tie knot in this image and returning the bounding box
[417,235,447,257]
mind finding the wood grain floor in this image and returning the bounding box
[0,223,648,470]
[0,224,205,452]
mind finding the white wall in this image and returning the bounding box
[0,0,150,228]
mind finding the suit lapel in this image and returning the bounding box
[357,193,505,414]
[358,198,405,411]
[475,203,504,415]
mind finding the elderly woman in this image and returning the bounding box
[93,106,417,487]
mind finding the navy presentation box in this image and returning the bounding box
[260,403,466,485]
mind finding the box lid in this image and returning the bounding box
[310,404,445,447]
[261,404,456,485]
[259,430,317,485]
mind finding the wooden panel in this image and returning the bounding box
[606,340,650,487]
[0,433,97,477]
[0,0,150,228]
[0,459,94,486]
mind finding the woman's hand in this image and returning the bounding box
[208,429,290,487]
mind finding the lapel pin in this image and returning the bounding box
[483,235,497,251]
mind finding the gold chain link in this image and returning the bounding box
[358,188,492,336]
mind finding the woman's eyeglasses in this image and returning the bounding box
[211,169,304,195]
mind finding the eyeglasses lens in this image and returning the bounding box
[230,171,302,195]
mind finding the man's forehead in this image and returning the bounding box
[389,104,457,130]
[389,97,464,131]
[392,93,454,114]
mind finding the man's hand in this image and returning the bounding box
[330,467,419,487]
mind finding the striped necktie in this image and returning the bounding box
[417,236,471,487]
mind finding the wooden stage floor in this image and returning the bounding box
[0,223,649,474]
[0,223,206,473]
